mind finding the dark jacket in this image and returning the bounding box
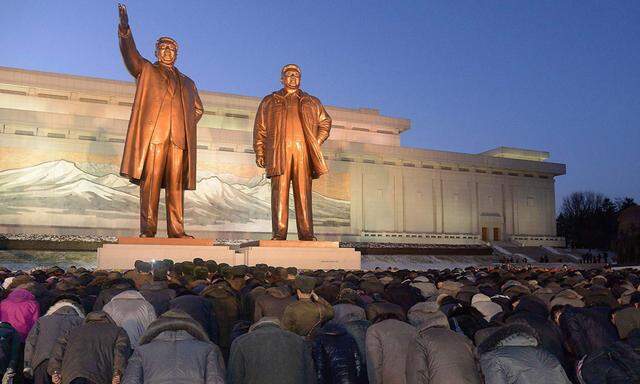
[0,322,20,374]
[48,311,131,384]
[342,319,370,376]
[140,281,176,316]
[201,282,242,350]
[385,282,423,313]
[313,323,366,384]
[478,324,571,384]
[365,300,405,322]
[578,330,640,384]
[253,286,295,323]
[559,306,619,359]
[122,310,225,384]
[24,301,84,371]
[227,318,315,384]
[169,294,219,345]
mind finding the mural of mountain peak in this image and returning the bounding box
[0,159,350,234]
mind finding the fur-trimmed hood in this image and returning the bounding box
[138,309,209,345]
[45,299,85,318]
[477,323,539,355]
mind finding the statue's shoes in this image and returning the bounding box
[171,233,195,239]
[139,233,155,238]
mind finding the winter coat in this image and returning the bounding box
[365,319,415,384]
[477,324,571,384]
[410,277,438,300]
[384,282,423,313]
[103,290,157,349]
[140,281,176,316]
[253,286,295,323]
[24,301,84,371]
[365,301,406,322]
[0,322,20,374]
[201,281,242,350]
[122,310,225,384]
[313,323,366,384]
[0,288,40,340]
[93,281,135,311]
[282,296,334,337]
[342,319,370,375]
[227,318,315,384]
[549,289,584,309]
[406,312,480,384]
[578,330,640,384]
[614,307,640,339]
[169,294,219,345]
[559,306,618,359]
[330,303,366,325]
[471,293,502,321]
[47,311,131,384]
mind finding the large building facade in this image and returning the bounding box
[0,66,565,245]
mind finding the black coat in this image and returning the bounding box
[559,306,619,359]
[0,322,20,374]
[578,331,640,384]
[140,281,176,316]
[169,294,219,345]
[313,323,366,384]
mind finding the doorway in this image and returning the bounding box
[482,227,488,242]
[493,227,500,241]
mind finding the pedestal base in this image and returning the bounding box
[97,239,237,269]
[239,240,361,270]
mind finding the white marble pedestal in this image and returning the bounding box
[239,240,361,270]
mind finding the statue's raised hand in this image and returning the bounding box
[118,3,129,31]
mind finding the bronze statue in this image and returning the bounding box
[254,64,332,240]
[117,4,203,238]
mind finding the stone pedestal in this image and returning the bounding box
[239,240,361,270]
[97,237,236,269]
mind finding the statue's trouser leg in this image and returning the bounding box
[165,143,185,237]
[140,142,169,236]
[291,142,313,240]
[271,153,292,239]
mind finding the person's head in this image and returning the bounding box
[280,64,301,92]
[152,265,168,282]
[155,37,178,66]
[550,304,565,325]
[294,275,316,298]
[139,261,152,274]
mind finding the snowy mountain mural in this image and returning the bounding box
[0,160,350,230]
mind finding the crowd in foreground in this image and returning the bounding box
[0,260,638,384]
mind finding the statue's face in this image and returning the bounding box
[281,70,301,91]
[155,42,177,66]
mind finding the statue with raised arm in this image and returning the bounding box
[253,64,332,240]
[117,4,203,238]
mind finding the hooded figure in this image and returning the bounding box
[0,288,40,340]
[47,311,131,384]
[406,302,480,384]
[24,299,85,383]
[122,310,225,384]
[477,324,571,384]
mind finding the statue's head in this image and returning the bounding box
[155,37,178,66]
[280,64,301,92]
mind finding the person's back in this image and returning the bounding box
[365,317,415,384]
[140,280,175,316]
[169,294,218,344]
[478,324,571,384]
[0,288,40,340]
[253,286,295,322]
[24,299,84,381]
[578,329,640,383]
[282,295,334,337]
[406,302,480,384]
[559,306,618,359]
[227,317,314,384]
[47,311,131,384]
[313,323,366,384]
[103,290,157,348]
[122,310,225,384]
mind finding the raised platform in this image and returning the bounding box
[239,240,360,270]
[97,238,237,269]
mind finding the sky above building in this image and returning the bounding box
[1,1,638,210]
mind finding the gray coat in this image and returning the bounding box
[365,319,415,384]
[24,301,84,371]
[227,317,315,384]
[477,324,571,384]
[122,310,225,384]
[406,323,480,384]
[104,290,157,349]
